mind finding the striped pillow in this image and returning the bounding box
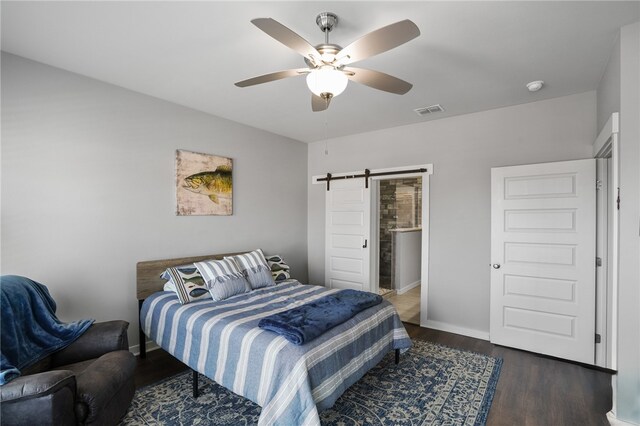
[194,258,251,301]
[226,249,275,290]
[161,264,210,305]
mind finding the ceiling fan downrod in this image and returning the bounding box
[316,12,338,44]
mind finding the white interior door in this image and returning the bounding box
[490,159,596,364]
[325,178,371,292]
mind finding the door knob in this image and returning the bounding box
[492,264,501,269]
[362,239,368,249]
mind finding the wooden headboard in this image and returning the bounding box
[136,251,243,300]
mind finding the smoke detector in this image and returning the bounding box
[526,80,544,92]
[414,104,445,116]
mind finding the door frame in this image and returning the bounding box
[313,164,433,325]
[593,112,619,370]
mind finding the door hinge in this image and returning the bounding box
[595,334,601,344]
[596,257,602,267]
[617,188,620,210]
[596,180,602,190]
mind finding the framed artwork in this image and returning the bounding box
[175,150,233,216]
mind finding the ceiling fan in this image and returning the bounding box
[235,12,420,112]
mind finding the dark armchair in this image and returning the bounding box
[1,320,136,426]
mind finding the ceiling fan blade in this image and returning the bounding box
[312,94,331,112]
[337,20,420,65]
[235,68,309,87]
[252,18,321,61]
[343,67,413,94]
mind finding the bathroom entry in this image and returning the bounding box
[318,164,432,327]
[377,177,422,325]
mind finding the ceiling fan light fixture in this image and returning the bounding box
[306,67,348,98]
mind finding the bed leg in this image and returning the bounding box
[138,299,146,359]
[395,349,400,365]
[192,369,199,398]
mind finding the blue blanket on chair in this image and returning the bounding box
[258,289,383,345]
[0,275,94,385]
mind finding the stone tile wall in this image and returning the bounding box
[379,177,422,289]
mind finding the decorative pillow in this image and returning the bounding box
[264,254,291,282]
[194,258,251,301]
[160,264,210,305]
[226,249,275,290]
[163,280,176,292]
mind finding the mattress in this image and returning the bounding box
[141,280,411,425]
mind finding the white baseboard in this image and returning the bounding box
[129,340,160,356]
[607,411,639,426]
[422,320,490,341]
[396,280,420,295]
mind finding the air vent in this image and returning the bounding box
[414,104,445,116]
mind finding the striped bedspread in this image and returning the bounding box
[141,280,412,426]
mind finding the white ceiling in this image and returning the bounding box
[2,1,639,143]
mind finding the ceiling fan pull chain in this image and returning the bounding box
[324,107,329,155]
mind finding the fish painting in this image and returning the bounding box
[183,165,232,204]
[176,150,233,216]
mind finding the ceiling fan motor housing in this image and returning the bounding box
[304,44,343,67]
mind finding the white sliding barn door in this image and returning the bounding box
[490,159,596,364]
[325,179,371,292]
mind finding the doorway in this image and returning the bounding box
[593,112,619,370]
[376,177,422,325]
[318,164,432,326]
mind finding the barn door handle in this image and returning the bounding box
[362,239,368,249]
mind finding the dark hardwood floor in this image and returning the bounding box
[134,324,612,425]
[134,347,188,389]
[403,324,612,426]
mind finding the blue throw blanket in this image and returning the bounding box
[258,289,383,345]
[0,275,94,385]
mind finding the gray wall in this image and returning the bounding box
[308,91,596,336]
[1,53,308,348]
[597,35,621,132]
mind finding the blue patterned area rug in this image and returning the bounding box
[122,340,502,425]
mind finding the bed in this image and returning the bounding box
[137,252,411,426]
